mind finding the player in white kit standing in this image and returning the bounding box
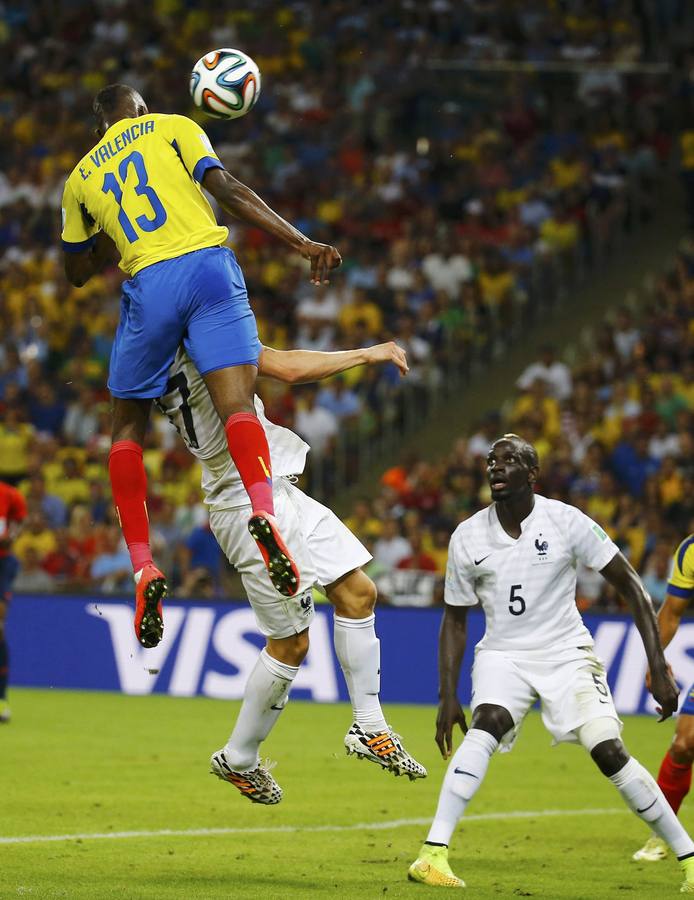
[408,434,694,893]
[156,341,426,804]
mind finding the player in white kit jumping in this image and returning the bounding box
[156,341,426,804]
[408,434,694,893]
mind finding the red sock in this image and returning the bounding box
[108,440,153,573]
[658,750,692,814]
[224,413,274,515]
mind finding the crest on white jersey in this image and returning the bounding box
[532,534,550,565]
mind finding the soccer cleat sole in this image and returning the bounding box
[137,577,166,648]
[248,514,299,597]
[345,744,423,782]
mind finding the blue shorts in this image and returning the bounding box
[108,246,261,399]
[681,682,694,716]
[0,555,19,601]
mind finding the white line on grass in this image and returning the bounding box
[0,807,626,846]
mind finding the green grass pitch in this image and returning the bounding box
[1,689,691,899]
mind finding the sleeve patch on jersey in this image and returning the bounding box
[62,236,96,253]
[192,156,224,184]
[592,523,608,542]
[199,132,214,154]
[667,583,694,600]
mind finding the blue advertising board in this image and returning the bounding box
[7,594,694,715]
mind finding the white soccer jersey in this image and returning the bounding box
[445,494,619,652]
[155,349,309,510]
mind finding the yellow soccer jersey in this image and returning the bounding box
[61,113,228,277]
[668,535,694,601]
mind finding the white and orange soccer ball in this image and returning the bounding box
[190,49,261,120]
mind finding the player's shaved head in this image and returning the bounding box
[93,84,148,135]
[492,433,539,470]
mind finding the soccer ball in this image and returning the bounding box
[190,49,261,120]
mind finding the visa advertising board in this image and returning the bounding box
[8,595,694,715]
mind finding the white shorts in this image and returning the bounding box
[209,479,372,639]
[471,645,622,751]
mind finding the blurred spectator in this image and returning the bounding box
[90,526,131,594]
[0,408,34,486]
[468,414,502,458]
[373,519,412,570]
[27,382,66,436]
[295,287,341,350]
[337,289,383,339]
[13,511,57,566]
[178,520,223,597]
[294,386,339,457]
[612,308,641,361]
[13,547,55,593]
[641,543,674,608]
[344,498,383,544]
[317,376,361,425]
[63,387,101,445]
[22,473,67,529]
[517,345,573,400]
[50,457,91,507]
[397,534,438,572]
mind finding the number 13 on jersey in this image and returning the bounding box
[102,150,167,243]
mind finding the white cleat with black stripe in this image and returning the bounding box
[344,722,427,781]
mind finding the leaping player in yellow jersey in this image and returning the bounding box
[634,534,694,864]
[60,84,341,649]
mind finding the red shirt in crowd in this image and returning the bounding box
[0,482,27,558]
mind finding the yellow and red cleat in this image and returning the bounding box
[133,563,167,648]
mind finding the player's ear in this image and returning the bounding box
[528,465,539,485]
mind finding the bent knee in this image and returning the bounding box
[333,576,377,619]
[590,738,629,777]
[267,630,309,667]
[670,738,694,766]
[470,704,514,742]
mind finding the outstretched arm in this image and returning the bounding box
[600,552,679,721]
[202,168,341,285]
[435,604,469,759]
[258,343,409,384]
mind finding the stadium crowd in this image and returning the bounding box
[349,237,694,610]
[0,1,690,596]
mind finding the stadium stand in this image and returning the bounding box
[351,236,694,609]
[0,1,689,594]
